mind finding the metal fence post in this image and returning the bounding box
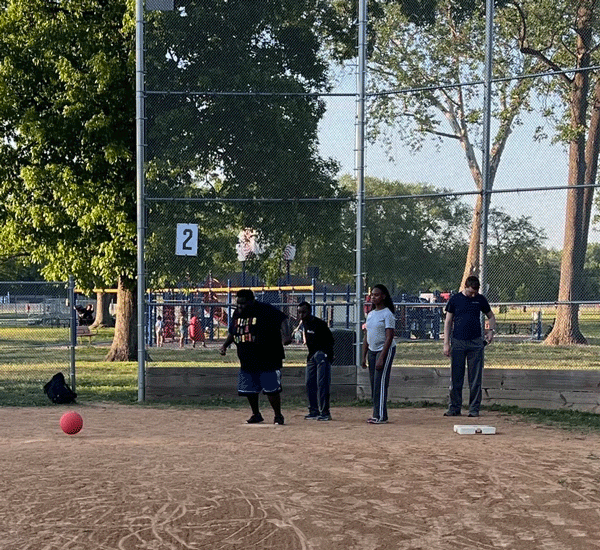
[355,0,367,372]
[136,0,146,402]
[68,276,77,393]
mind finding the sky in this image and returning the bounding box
[316,77,599,250]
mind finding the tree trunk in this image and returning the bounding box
[90,291,115,329]
[544,4,598,346]
[544,180,587,345]
[105,276,137,361]
[450,61,526,291]
[461,194,483,287]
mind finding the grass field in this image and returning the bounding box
[2,322,600,431]
[494,304,600,338]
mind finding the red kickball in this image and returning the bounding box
[60,411,83,435]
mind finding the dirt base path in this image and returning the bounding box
[1,405,599,549]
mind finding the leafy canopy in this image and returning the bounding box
[0,0,136,290]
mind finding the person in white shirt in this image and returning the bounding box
[155,315,164,348]
[361,284,397,424]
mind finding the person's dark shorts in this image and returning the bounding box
[238,369,282,395]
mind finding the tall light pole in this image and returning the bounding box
[355,0,367,369]
[135,0,146,402]
[137,0,175,401]
[480,0,494,297]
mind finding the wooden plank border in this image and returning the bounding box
[358,367,600,413]
[146,366,356,402]
[147,365,600,413]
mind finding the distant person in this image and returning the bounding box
[219,289,292,425]
[75,305,93,326]
[155,315,164,347]
[361,284,396,424]
[85,304,94,324]
[75,305,84,322]
[443,275,496,417]
[293,318,304,344]
[297,301,335,421]
[179,309,188,348]
[189,313,207,348]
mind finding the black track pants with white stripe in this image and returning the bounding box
[367,346,396,421]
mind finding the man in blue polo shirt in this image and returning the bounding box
[443,276,496,417]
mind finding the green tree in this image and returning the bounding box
[582,243,600,300]
[298,175,554,299]
[142,0,345,290]
[0,0,137,359]
[343,175,470,293]
[507,0,600,345]
[0,255,42,281]
[0,0,345,358]
[361,0,539,287]
[485,210,558,301]
[327,0,600,344]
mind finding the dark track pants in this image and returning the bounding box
[305,351,332,416]
[367,346,396,422]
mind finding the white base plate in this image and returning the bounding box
[454,424,496,435]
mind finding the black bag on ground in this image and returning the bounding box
[43,372,77,404]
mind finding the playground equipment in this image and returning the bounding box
[394,300,443,340]
[146,284,316,346]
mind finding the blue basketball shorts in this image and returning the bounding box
[238,369,282,395]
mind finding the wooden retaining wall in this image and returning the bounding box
[146,366,357,402]
[147,365,600,413]
[358,367,600,413]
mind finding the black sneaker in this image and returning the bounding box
[273,414,285,425]
[468,412,480,417]
[246,413,264,424]
[304,413,319,420]
[443,410,462,417]
[317,414,332,421]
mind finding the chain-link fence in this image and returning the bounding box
[4,1,600,410]
[137,0,600,399]
[0,281,72,403]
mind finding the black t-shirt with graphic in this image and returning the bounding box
[229,301,287,371]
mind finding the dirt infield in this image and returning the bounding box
[1,404,599,550]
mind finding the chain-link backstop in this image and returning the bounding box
[138,0,600,405]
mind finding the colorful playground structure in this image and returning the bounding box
[146,284,323,346]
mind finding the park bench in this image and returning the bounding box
[494,320,545,341]
[76,325,98,345]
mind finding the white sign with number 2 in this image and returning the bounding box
[176,224,198,256]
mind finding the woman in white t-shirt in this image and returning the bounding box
[361,284,396,424]
[155,315,164,348]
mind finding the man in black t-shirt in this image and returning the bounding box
[297,302,335,421]
[443,276,496,418]
[220,289,292,425]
